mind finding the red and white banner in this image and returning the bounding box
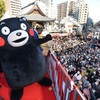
[47,51,86,100]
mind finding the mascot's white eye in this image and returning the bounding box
[1,26,10,35]
[21,23,27,30]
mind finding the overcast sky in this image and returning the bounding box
[21,0,100,22]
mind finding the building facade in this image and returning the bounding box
[38,0,56,19]
[57,0,89,24]
[4,0,22,17]
[69,1,76,17]
[74,0,89,24]
[57,1,68,20]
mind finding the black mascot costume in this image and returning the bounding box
[0,17,52,100]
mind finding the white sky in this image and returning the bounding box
[21,0,100,22]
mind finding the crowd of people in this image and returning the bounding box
[32,22,100,100]
[51,35,100,100]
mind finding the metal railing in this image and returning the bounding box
[47,51,86,100]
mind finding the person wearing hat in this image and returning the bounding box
[83,81,90,88]
[82,81,96,100]
[82,81,91,100]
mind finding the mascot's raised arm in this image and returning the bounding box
[0,17,55,100]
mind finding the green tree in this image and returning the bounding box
[0,0,5,19]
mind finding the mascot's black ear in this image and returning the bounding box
[20,17,27,21]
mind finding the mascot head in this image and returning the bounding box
[0,17,34,50]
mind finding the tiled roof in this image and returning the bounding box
[17,1,55,22]
[18,13,55,22]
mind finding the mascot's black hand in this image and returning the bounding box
[34,34,52,45]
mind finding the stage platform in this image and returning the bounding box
[0,73,56,100]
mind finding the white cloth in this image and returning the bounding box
[74,73,82,81]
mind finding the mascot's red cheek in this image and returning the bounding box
[0,37,5,47]
[29,28,34,36]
